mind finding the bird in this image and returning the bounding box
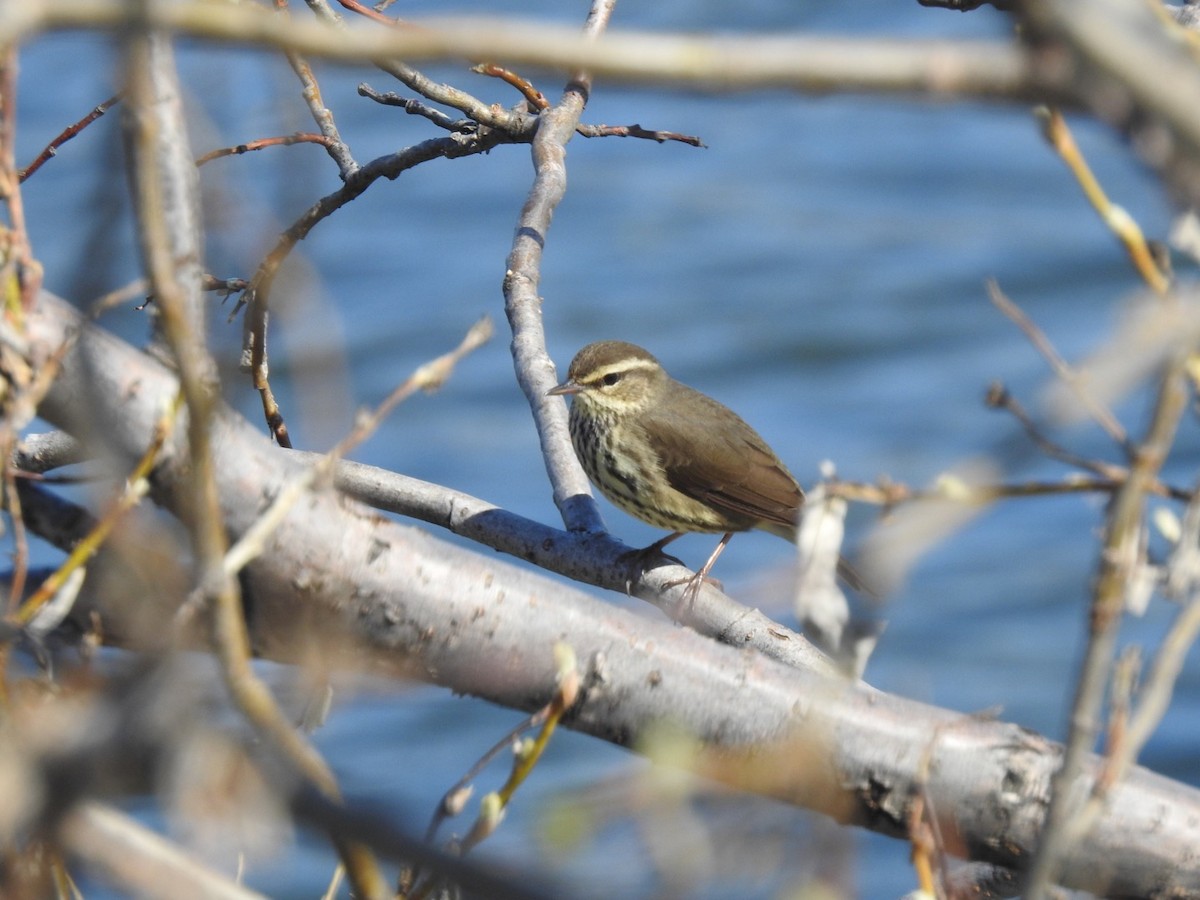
[547,339,815,602]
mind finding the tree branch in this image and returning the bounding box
[19,291,1200,898]
[2,4,1048,103]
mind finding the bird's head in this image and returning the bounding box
[547,340,667,415]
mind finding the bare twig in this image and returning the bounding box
[331,0,404,27]
[576,121,706,146]
[300,1,537,135]
[361,81,705,146]
[356,83,475,132]
[1021,0,1200,209]
[412,646,579,897]
[832,471,1190,505]
[90,278,148,316]
[273,0,359,178]
[2,446,27,614]
[0,322,75,617]
[1058,487,1200,853]
[472,62,549,109]
[194,132,338,167]
[987,280,1130,449]
[61,803,267,900]
[19,93,120,182]
[456,648,579,847]
[1036,107,1170,296]
[0,48,42,311]
[985,380,1126,477]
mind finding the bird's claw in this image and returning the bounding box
[618,542,685,586]
[662,572,723,615]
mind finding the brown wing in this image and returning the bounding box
[642,381,803,530]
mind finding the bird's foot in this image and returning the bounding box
[663,531,733,615]
[618,533,686,594]
[662,571,723,615]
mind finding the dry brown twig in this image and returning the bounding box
[472,62,548,109]
[19,93,121,183]
[235,132,506,447]
[987,279,1130,449]
[0,49,43,315]
[194,132,338,167]
[233,0,700,443]
[1036,107,1170,297]
[0,328,75,616]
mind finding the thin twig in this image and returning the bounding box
[0,7,1046,105]
[235,134,505,443]
[577,121,706,146]
[331,0,404,27]
[412,646,579,898]
[987,279,1129,450]
[1036,107,1170,296]
[89,278,147,316]
[357,83,475,132]
[300,1,536,134]
[274,0,359,178]
[0,49,42,311]
[194,132,338,166]
[19,93,121,182]
[984,380,1126,477]
[123,32,386,899]
[1058,487,1200,849]
[3,440,28,613]
[471,62,548,109]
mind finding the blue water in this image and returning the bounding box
[15,1,1194,897]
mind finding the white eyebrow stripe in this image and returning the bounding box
[584,358,659,383]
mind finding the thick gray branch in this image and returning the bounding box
[298,453,840,677]
[16,294,1200,896]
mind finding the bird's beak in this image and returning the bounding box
[547,380,582,397]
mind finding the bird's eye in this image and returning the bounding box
[601,372,622,386]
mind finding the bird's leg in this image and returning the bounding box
[665,532,734,608]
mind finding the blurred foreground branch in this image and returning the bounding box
[2,3,1042,101]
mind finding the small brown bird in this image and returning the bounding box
[548,340,807,599]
